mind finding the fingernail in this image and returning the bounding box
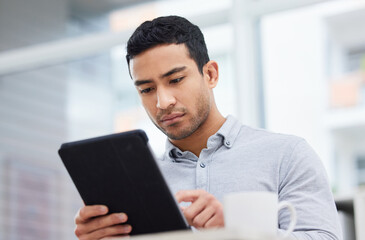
[99,206,108,213]
[124,225,132,232]
[119,213,127,221]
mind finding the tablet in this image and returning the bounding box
[58,129,190,235]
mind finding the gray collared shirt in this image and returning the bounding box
[158,115,342,240]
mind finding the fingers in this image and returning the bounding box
[78,224,132,240]
[74,205,131,240]
[78,213,128,234]
[182,193,215,228]
[75,205,109,224]
[175,189,203,203]
[190,205,216,228]
[176,190,224,229]
[182,194,208,224]
[205,213,224,228]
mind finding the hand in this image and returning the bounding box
[175,189,224,229]
[74,205,132,240]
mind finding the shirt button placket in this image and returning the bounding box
[196,153,208,191]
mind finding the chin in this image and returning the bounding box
[165,128,195,140]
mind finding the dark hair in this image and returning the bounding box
[126,15,209,77]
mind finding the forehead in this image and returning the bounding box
[130,44,196,80]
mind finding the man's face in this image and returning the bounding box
[130,44,211,140]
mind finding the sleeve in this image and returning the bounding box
[278,139,342,240]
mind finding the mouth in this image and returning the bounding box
[160,113,185,126]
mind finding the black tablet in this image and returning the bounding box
[58,129,190,235]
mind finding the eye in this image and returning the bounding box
[170,77,184,84]
[140,87,155,94]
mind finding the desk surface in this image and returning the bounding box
[129,229,292,240]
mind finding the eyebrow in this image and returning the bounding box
[160,66,186,78]
[134,79,152,87]
[134,66,187,87]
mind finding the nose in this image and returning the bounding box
[156,87,176,109]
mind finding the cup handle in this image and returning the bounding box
[278,201,297,238]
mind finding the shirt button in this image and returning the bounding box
[200,163,206,168]
[225,140,231,146]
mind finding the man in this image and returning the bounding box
[74,16,342,240]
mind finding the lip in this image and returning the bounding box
[160,113,185,126]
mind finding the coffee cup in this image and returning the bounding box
[224,191,297,238]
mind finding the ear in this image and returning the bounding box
[203,60,219,89]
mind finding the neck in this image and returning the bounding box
[169,106,225,157]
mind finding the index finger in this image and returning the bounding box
[75,205,109,224]
[175,190,205,203]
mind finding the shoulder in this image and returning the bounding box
[234,124,323,178]
[223,115,304,154]
[236,124,306,154]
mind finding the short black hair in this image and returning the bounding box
[126,15,210,77]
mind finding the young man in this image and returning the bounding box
[74,16,342,240]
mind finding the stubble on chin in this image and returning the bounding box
[159,103,210,140]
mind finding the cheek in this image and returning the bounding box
[141,98,157,114]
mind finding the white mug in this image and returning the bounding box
[224,191,297,238]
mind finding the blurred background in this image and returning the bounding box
[0,0,365,239]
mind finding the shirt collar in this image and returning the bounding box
[163,115,242,161]
[216,115,241,149]
[164,140,198,161]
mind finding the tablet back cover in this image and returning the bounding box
[58,130,189,235]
